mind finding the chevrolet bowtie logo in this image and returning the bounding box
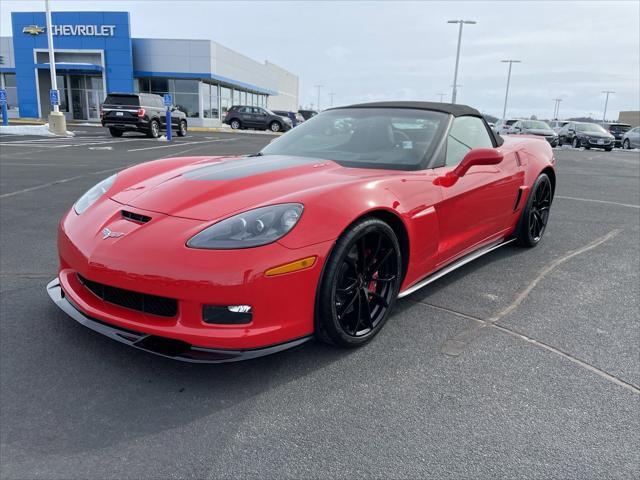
[102,228,125,240]
[23,25,45,35]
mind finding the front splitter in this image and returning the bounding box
[46,278,312,363]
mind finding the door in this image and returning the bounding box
[434,116,523,265]
[86,90,101,120]
[254,107,269,128]
[238,107,254,127]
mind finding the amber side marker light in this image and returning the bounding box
[265,256,317,276]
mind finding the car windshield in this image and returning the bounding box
[505,120,517,125]
[260,108,449,170]
[576,123,607,133]
[522,120,551,129]
[609,125,631,133]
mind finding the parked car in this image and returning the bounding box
[272,110,304,127]
[510,120,558,147]
[549,120,569,133]
[557,121,615,150]
[603,123,631,147]
[621,126,640,149]
[48,101,556,362]
[100,93,187,138]
[494,119,518,134]
[223,106,292,132]
[298,109,318,121]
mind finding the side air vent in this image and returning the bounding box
[121,210,151,223]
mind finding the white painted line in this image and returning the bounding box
[126,138,234,152]
[0,143,72,148]
[556,195,640,210]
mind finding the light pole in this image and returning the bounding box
[601,90,614,123]
[45,0,67,135]
[436,93,447,102]
[447,20,476,104]
[314,84,324,111]
[553,98,562,119]
[329,92,335,107]
[501,59,521,120]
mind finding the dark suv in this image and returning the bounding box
[223,106,292,132]
[101,93,187,138]
[557,121,615,151]
[603,123,631,147]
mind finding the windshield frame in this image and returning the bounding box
[260,107,452,171]
[576,123,608,133]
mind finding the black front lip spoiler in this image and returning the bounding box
[46,278,311,363]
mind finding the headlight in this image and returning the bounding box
[74,174,116,214]
[187,203,303,249]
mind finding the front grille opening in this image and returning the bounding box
[121,210,151,223]
[78,275,177,317]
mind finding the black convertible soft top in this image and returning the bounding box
[335,101,483,118]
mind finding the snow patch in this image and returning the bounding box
[0,123,75,137]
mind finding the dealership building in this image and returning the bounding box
[0,11,299,126]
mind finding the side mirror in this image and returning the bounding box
[453,148,504,177]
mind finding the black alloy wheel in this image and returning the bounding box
[572,137,579,148]
[109,128,123,137]
[517,173,553,247]
[316,218,402,347]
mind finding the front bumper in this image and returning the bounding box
[47,278,311,363]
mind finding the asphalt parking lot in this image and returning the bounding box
[1,127,639,479]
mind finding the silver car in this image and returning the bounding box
[621,126,640,149]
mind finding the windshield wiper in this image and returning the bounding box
[248,152,264,157]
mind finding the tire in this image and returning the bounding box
[572,137,579,148]
[147,119,160,138]
[623,139,630,149]
[605,147,612,152]
[230,119,241,130]
[108,128,123,138]
[557,138,562,147]
[516,173,553,248]
[316,218,402,348]
[269,121,282,132]
[177,120,187,137]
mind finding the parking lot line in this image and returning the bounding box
[126,138,234,152]
[556,195,640,209]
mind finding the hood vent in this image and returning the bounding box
[121,210,151,224]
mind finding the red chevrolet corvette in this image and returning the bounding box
[48,102,555,362]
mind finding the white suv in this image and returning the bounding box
[494,119,519,135]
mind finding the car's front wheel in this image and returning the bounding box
[623,139,630,149]
[316,218,402,347]
[177,120,187,137]
[517,173,553,247]
[269,121,282,132]
[572,137,579,148]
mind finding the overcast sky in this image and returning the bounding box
[1,0,638,120]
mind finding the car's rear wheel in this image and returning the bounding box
[605,146,612,152]
[572,137,579,148]
[230,119,241,129]
[109,128,123,137]
[148,119,160,138]
[270,121,282,132]
[316,218,402,347]
[623,139,630,149]
[517,173,553,247]
[177,120,187,137]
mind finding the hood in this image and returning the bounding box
[525,128,555,136]
[111,155,377,221]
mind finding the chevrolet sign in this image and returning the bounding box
[22,25,45,35]
[22,24,116,36]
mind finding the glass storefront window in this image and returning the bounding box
[174,93,199,118]
[175,79,199,93]
[2,73,18,110]
[150,77,169,94]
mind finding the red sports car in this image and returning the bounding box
[48,102,555,362]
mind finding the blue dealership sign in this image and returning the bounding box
[0,89,6,104]
[163,93,173,107]
[50,89,60,106]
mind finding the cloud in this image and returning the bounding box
[324,45,351,62]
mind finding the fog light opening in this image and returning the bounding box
[203,305,253,324]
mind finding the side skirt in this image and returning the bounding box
[397,238,516,298]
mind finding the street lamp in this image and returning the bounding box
[447,20,476,104]
[601,90,614,123]
[45,0,67,135]
[329,92,335,107]
[314,84,324,111]
[436,93,447,102]
[501,59,521,120]
[553,98,562,119]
